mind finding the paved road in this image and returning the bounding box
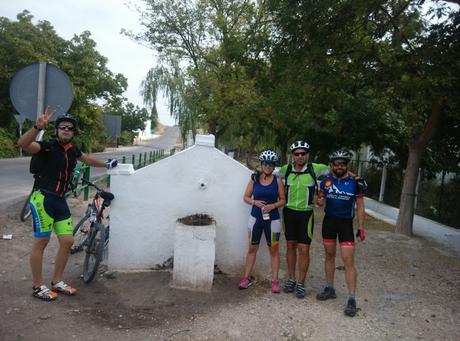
[0,126,180,208]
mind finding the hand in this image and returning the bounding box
[35,106,56,130]
[252,200,266,208]
[356,228,365,241]
[106,159,118,169]
[356,178,368,193]
[263,204,275,213]
[316,196,324,207]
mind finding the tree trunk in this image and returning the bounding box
[395,144,422,235]
[395,101,442,235]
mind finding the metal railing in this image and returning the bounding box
[67,147,176,200]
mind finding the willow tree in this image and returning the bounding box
[130,0,271,146]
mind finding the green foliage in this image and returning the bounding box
[118,131,135,146]
[0,11,149,156]
[0,128,17,158]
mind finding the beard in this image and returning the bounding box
[332,168,347,178]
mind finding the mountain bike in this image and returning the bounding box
[71,178,114,283]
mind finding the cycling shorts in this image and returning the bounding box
[247,216,281,247]
[322,214,355,247]
[283,207,314,245]
[30,190,73,238]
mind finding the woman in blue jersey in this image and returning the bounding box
[239,150,286,293]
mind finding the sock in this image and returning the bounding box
[325,283,335,290]
[348,294,356,301]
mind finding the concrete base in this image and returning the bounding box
[172,222,216,292]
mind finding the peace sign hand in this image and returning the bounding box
[36,106,57,130]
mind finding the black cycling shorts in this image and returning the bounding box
[321,214,354,246]
[283,207,314,245]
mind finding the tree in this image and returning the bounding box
[0,11,129,153]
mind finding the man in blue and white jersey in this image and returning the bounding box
[315,150,367,317]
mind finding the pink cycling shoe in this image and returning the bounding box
[271,279,281,293]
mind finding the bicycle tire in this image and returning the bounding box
[20,191,33,222]
[82,223,107,283]
[70,213,91,254]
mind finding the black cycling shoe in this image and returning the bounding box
[316,287,337,301]
[295,283,305,299]
[344,298,357,317]
[283,278,296,293]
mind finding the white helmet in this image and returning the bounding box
[330,150,351,162]
[290,140,310,152]
[259,150,278,163]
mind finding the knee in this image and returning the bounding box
[248,245,259,254]
[325,251,336,261]
[60,236,74,250]
[298,245,309,257]
[269,245,279,256]
[33,238,50,250]
[342,256,355,268]
[287,242,297,251]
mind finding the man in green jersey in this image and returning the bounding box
[278,140,329,298]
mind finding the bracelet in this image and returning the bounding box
[33,125,43,131]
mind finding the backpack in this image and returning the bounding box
[29,153,46,175]
[284,163,318,194]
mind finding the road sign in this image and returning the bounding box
[9,62,73,122]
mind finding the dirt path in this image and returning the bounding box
[0,195,459,341]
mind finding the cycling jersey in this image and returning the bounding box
[34,140,82,196]
[319,174,364,219]
[279,163,329,211]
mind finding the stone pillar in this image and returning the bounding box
[172,215,216,292]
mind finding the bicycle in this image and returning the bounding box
[71,178,114,283]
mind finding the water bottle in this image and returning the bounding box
[261,207,270,221]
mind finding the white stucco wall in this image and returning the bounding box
[107,135,276,277]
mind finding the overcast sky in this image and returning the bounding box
[2,0,175,126]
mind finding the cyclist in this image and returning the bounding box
[315,150,366,317]
[239,150,286,293]
[278,140,329,298]
[17,108,117,301]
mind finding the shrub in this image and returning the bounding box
[0,128,18,158]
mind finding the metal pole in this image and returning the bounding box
[378,164,387,202]
[19,122,23,157]
[36,61,46,142]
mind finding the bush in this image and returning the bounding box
[118,131,135,146]
[0,128,18,158]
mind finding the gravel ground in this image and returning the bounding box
[0,194,459,341]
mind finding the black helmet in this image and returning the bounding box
[259,150,279,163]
[290,140,310,152]
[330,150,351,162]
[55,113,77,128]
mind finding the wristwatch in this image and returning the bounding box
[33,125,43,131]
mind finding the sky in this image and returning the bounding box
[2,0,175,126]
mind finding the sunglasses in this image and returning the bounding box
[293,152,307,157]
[58,125,75,131]
[332,161,348,167]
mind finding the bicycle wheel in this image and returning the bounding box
[20,191,33,222]
[71,213,91,254]
[82,223,107,283]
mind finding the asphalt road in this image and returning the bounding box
[0,126,180,208]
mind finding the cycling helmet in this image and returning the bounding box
[259,150,278,163]
[330,150,351,162]
[290,140,310,152]
[55,113,77,128]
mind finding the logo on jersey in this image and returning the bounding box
[324,180,333,188]
[326,184,354,197]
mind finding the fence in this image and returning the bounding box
[350,160,459,229]
[69,148,176,200]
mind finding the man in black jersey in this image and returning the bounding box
[17,108,117,301]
